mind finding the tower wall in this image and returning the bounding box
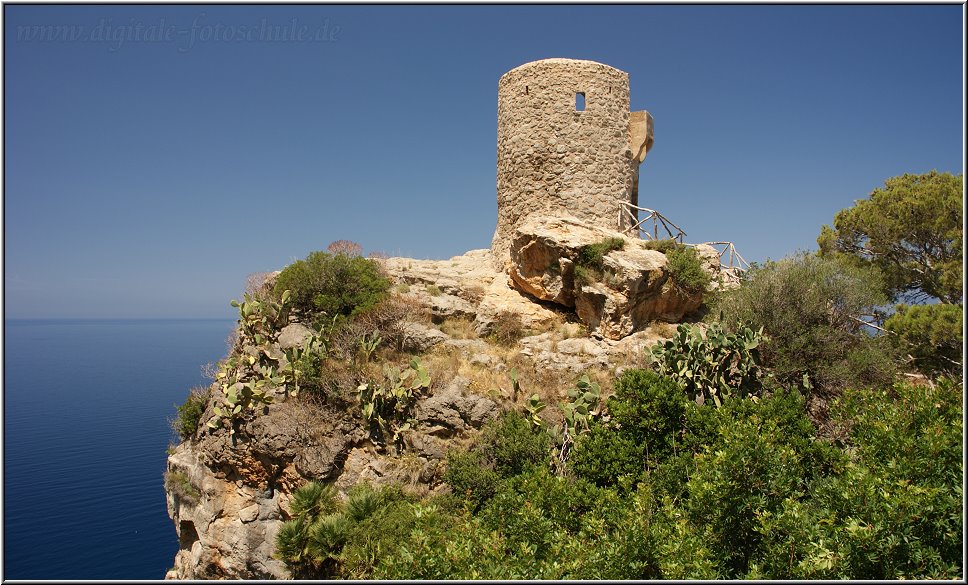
[491,58,640,268]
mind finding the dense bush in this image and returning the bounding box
[666,245,711,293]
[172,386,210,441]
[750,379,963,579]
[276,371,961,580]
[273,250,390,324]
[445,410,550,511]
[710,252,897,393]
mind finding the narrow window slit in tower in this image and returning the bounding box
[576,92,586,111]
[525,86,529,95]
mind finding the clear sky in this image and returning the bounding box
[3,5,963,318]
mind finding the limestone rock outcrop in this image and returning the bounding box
[508,215,719,340]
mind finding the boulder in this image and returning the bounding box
[415,377,499,436]
[399,322,449,353]
[276,323,313,350]
[509,215,716,340]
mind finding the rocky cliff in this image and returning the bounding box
[164,219,732,579]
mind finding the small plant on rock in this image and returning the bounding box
[488,311,527,346]
[574,237,626,285]
[164,470,201,505]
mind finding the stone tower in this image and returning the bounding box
[491,58,654,270]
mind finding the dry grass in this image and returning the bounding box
[462,284,486,304]
[486,311,528,347]
[439,317,478,339]
[558,321,587,340]
[649,321,681,338]
[244,271,275,297]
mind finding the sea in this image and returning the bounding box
[3,318,235,580]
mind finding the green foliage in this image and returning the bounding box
[666,245,711,293]
[479,409,551,477]
[570,422,644,489]
[164,471,200,505]
[550,375,603,474]
[885,303,962,375]
[711,252,897,393]
[572,370,685,488]
[273,250,390,323]
[751,380,963,579]
[357,357,431,447]
[577,237,625,270]
[276,377,962,581]
[207,292,293,433]
[445,410,551,511]
[172,386,210,441]
[817,171,963,304]
[444,450,501,512]
[574,237,626,284]
[275,481,410,579]
[641,238,680,253]
[649,322,764,406]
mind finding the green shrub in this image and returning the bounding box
[444,410,550,509]
[750,380,963,579]
[577,237,625,270]
[571,370,687,488]
[885,303,962,376]
[609,369,688,460]
[641,238,680,253]
[164,470,200,505]
[173,386,210,441]
[479,409,550,477]
[710,252,898,393]
[575,237,626,284]
[273,251,390,323]
[571,422,645,489]
[443,450,501,511]
[648,322,764,406]
[666,245,711,293]
[276,481,415,579]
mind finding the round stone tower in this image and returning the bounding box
[490,58,653,270]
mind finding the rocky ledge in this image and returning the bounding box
[165,217,731,579]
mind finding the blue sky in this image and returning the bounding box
[3,5,963,318]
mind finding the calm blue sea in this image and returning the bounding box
[3,318,234,580]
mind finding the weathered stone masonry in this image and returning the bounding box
[490,58,654,270]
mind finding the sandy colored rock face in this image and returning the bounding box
[508,215,718,340]
[491,58,653,269]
